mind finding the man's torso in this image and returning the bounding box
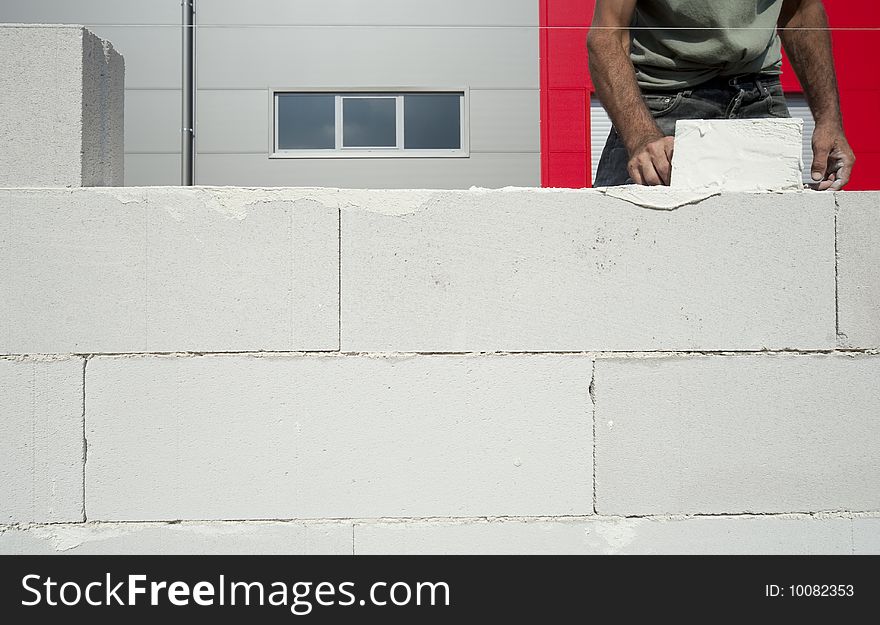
[630,0,785,90]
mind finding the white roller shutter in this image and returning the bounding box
[589,94,815,185]
[589,99,613,185]
[785,95,816,182]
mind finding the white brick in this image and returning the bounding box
[595,354,880,515]
[852,517,880,555]
[837,192,880,349]
[0,190,147,353]
[0,26,123,187]
[0,188,339,353]
[671,119,803,192]
[292,198,340,350]
[0,522,352,555]
[341,189,835,352]
[354,517,852,555]
[0,26,81,187]
[146,188,286,351]
[0,358,83,523]
[80,30,125,187]
[86,354,592,520]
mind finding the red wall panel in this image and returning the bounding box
[548,89,588,152]
[540,0,880,190]
[540,0,591,187]
[826,9,880,190]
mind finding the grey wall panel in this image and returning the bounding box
[0,0,179,24]
[125,154,181,186]
[195,90,269,154]
[198,0,538,26]
[195,153,539,189]
[196,27,538,90]
[195,88,539,155]
[126,90,181,153]
[470,90,539,153]
[87,25,180,89]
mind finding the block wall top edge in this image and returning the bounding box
[0,186,860,214]
[0,23,88,29]
[1,185,868,196]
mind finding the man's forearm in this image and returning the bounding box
[779,0,842,128]
[587,30,660,154]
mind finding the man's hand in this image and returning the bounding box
[627,135,675,185]
[810,123,855,190]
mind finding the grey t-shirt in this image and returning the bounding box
[630,0,784,90]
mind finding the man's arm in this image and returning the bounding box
[587,0,673,185]
[779,0,855,190]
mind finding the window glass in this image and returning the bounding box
[277,94,335,149]
[342,97,397,148]
[404,93,462,149]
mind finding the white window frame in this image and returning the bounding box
[269,87,469,159]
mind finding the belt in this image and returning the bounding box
[695,72,781,92]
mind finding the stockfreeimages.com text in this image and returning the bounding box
[22,573,450,615]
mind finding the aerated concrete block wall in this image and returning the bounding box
[0,25,123,187]
[1,187,878,554]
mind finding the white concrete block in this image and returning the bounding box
[341,189,835,352]
[595,354,880,516]
[0,26,81,187]
[81,29,124,187]
[837,192,880,349]
[354,517,853,555]
[0,190,147,353]
[85,354,592,520]
[143,190,340,352]
[104,41,125,186]
[0,26,123,187]
[292,198,341,351]
[0,358,84,523]
[852,517,880,555]
[85,28,124,186]
[671,119,803,192]
[145,188,292,352]
[0,188,339,353]
[0,522,352,555]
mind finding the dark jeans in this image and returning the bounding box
[594,73,792,186]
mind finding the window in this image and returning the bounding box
[342,96,397,148]
[404,93,462,150]
[277,94,335,150]
[271,90,468,158]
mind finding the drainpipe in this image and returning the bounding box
[182,0,195,185]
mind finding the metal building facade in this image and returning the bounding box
[2,0,540,188]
